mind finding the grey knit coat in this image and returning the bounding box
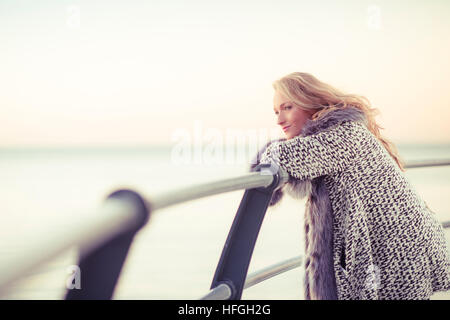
[252,106,450,300]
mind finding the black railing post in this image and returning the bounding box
[65,189,150,300]
[209,163,284,300]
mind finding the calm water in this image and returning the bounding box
[0,144,449,299]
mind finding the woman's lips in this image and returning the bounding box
[282,125,291,132]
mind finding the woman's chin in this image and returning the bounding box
[285,132,301,140]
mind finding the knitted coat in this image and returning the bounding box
[251,106,450,300]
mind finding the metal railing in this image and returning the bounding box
[403,159,450,169]
[0,190,150,299]
[0,159,449,300]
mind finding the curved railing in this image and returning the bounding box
[0,160,449,299]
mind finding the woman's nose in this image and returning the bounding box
[277,114,285,125]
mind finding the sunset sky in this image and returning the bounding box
[1,0,449,147]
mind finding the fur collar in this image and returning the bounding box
[300,105,368,137]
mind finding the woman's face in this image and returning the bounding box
[273,91,313,139]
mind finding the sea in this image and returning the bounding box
[0,143,449,300]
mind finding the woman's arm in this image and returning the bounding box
[260,121,362,180]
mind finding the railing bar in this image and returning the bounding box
[199,283,233,300]
[0,198,140,292]
[244,256,303,290]
[147,160,450,211]
[150,171,277,211]
[405,160,450,169]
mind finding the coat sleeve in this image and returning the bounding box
[259,121,361,180]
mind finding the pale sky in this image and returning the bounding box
[1,0,450,147]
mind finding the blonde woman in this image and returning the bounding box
[250,72,450,300]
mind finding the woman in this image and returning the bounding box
[251,72,450,300]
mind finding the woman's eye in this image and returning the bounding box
[274,106,291,115]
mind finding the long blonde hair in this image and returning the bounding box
[273,72,405,172]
